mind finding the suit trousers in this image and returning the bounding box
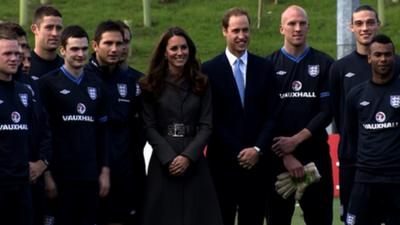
[210,161,267,225]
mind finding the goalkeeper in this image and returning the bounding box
[265,5,334,225]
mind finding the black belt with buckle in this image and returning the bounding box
[163,123,195,137]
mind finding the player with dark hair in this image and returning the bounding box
[38,25,110,225]
[30,5,63,80]
[0,22,39,225]
[344,34,400,225]
[85,20,145,225]
[329,5,400,223]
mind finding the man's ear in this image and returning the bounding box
[31,24,39,35]
[92,40,98,52]
[59,46,66,57]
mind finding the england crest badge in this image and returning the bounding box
[87,87,97,100]
[390,95,400,108]
[135,83,141,96]
[117,83,128,98]
[346,213,356,225]
[19,93,28,107]
[308,65,320,77]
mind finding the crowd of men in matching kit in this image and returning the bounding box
[0,3,399,225]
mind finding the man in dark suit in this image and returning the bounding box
[202,7,276,225]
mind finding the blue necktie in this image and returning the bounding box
[233,58,245,106]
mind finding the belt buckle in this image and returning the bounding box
[168,123,185,137]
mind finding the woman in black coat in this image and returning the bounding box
[139,27,223,225]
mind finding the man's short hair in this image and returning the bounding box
[60,25,89,48]
[352,5,380,24]
[0,23,18,40]
[93,20,124,44]
[222,7,250,29]
[115,20,132,41]
[369,34,395,52]
[0,22,26,37]
[33,5,62,25]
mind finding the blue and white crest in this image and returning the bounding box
[87,87,97,100]
[346,213,356,225]
[19,93,28,107]
[117,83,128,98]
[390,95,400,108]
[308,65,320,77]
[135,83,141,96]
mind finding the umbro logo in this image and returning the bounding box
[360,101,370,106]
[31,75,39,80]
[60,89,71,95]
[276,70,287,76]
[345,72,355,78]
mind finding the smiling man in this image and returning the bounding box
[30,5,64,80]
[266,5,334,225]
[202,7,276,225]
[344,34,400,225]
[38,25,110,225]
[329,6,400,223]
[0,23,35,225]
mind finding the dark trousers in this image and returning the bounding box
[54,180,98,225]
[97,172,141,225]
[347,182,400,225]
[339,164,356,222]
[31,178,46,225]
[210,163,267,225]
[0,184,32,225]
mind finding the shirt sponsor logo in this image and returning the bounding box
[363,121,399,130]
[77,103,86,114]
[279,92,317,99]
[360,101,370,106]
[390,95,400,108]
[11,111,21,123]
[0,124,28,131]
[292,81,302,91]
[345,72,355,78]
[60,89,70,95]
[308,65,320,77]
[62,115,94,122]
[375,111,386,122]
[19,93,28,107]
[87,87,97,100]
[276,70,287,76]
[117,83,128,98]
